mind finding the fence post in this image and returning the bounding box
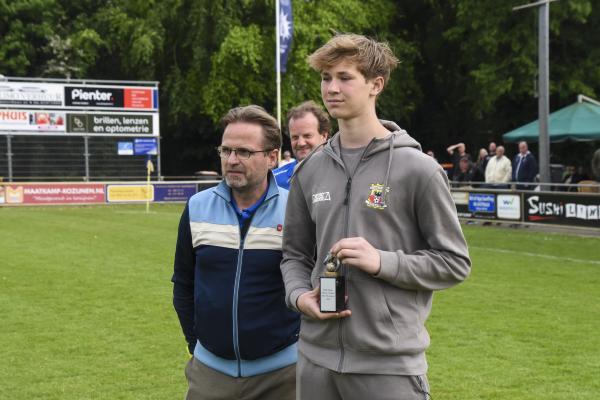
[157,136,162,181]
[7,135,13,182]
[84,136,90,181]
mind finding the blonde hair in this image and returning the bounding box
[308,33,399,87]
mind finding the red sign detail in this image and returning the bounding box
[0,111,27,121]
[124,88,152,109]
[528,215,557,221]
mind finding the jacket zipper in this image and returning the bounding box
[230,195,274,377]
[232,235,244,377]
[330,142,374,373]
[337,174,354,372]
[343,177,352,205]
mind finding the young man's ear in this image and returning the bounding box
[370,76,385,96]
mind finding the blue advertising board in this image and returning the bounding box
[468,193,495,213]
[134,138,157,155]
[154,184,197,202]
[117,141,133,155]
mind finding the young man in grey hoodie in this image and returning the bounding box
[280,34,471,400]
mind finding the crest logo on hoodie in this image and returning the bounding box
[365,183,390,210]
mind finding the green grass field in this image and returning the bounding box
[1,204,599,399]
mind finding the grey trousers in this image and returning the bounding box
[184,357,296,400]
[297,352,430,400]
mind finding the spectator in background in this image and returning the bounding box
[512,141,538,190]
[591,149,600,182]
[562,165,590,192]
[488,142,497,158]
[273,101,330,189]
[563,165,592,191]
[426,149,437,162]
[485,145,512,187]
[279,150,295,167]
[453,156,475,187]
[573,166,590,188]
[562,165,577,192]
[472,148,488,184]
[446,142,471,178]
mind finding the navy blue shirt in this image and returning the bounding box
[231,188,268,236]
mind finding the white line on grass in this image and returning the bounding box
[470,246,600,265]
[115,211,160,214]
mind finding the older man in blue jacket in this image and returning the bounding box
[172,105,299,400]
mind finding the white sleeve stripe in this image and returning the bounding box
[191,222,239,249]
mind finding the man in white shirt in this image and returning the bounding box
[485,145,512,185]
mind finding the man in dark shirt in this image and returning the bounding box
[512,141,538,190]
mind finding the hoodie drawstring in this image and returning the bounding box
[383,132,396,190]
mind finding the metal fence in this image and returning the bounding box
[0,135,160,182]
[449,180,600,193]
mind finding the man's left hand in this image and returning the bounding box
[330,237,381,275]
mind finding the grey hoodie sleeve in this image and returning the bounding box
[280,177,316,311]
[375,169,471,290]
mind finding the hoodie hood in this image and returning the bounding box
[294,120,421,179]
[324,120,422,192]
[327,120,421,159]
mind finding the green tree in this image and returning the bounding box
[0,0,61,75]
[3,0,599,174]
[197,0,420,126]
[389,0,600,160]
[158,0,414,173]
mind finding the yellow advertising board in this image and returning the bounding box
[107,184,154,202]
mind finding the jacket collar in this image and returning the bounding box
[213,170,280,204]
[518,151,531,158]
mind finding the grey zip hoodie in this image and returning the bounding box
[281,121,471,375]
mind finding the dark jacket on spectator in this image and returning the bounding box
[512,152,538,183]
[472,159,487,183]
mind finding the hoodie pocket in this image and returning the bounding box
[299,315,339,347]
[342,276,395,352]
[344,275,421,353]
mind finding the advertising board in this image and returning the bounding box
[154,184,197,202]
[460,193,497,219]
[64,85,158,110]
[496,194,521,220]
[0,110,66,132]
[524,193,600,228]
[1,111,158,136]
[0,183,105,205]
[107,184,153,202]
[134,138,158,155]
[0,82,157,111]
[66,113,157,135]
[118,142,134,155]
[0,82,63,107]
